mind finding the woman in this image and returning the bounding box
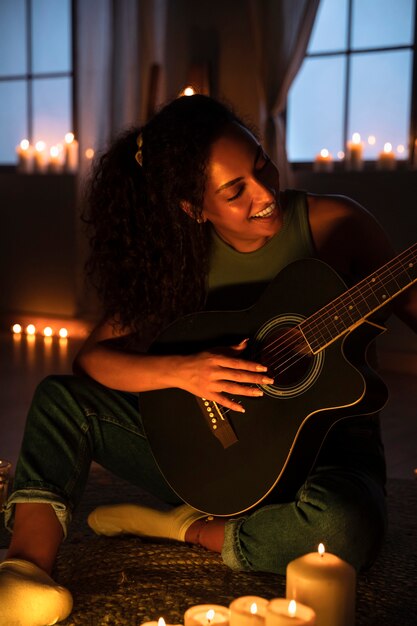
[1,94,416,625]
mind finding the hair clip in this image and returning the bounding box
[135,133,143,166]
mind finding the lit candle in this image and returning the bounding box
[346,133,363,171]
[184,605,230,626]
[286,544,356,626]
[141,617,182,626]
[313,149,333,173]
[16,139,35,174]
[64,132,79,173]
[34,141,49,173]
[377,142,396,170]
[48,145,64,173]
[230,596,269,626]
[265,599,316,626]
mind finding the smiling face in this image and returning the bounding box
[201,122,282,252]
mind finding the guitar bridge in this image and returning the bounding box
[195,397,238,449]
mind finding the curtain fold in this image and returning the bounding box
[249,0,320,190]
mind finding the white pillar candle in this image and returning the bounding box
[346,133,363,171]
[265,599,316,626]
[16,139,35,173]
[64,132,79,173]
[286,544,356,626]
[34,141,49,173]
[377,142,396,170]
[313,149,333,173]
[184,605,230,626]
[229,595,269,626]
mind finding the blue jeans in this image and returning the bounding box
[4,375,387,575]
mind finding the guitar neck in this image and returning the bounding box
[301,243,417,353]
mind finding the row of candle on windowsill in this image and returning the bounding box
[142,544,356,626]
[15,133,92,174]
[314,134,417,172]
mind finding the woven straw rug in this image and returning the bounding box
[1,469,416,626]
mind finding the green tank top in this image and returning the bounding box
[206,189,315,310]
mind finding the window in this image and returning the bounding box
[287,0,416,164]
[0,0,73,165]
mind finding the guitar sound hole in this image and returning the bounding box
[259,326,312,388]
[252,312,325,399]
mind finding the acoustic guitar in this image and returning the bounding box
[140,243,417,516]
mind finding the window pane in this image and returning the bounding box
[287,56,346,162]
[0,0,26,75]
[308,0,348,53]
[352,0,415,49]
[32,0,71,73]
[33,77,72,146]
[348,50,412,159]
[0,81,27,163]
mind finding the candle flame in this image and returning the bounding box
[65,132,75,144]
[35,141,46,152]
[367,135,376,145]
[383,142,393,153]
[85,148,95,160]
[397,144,405,154]
[337,150,345,160]
[50,146,59,158]
[20,139,30,150]
[58,327,68,338]
[320,148,329,158]
[182,86,196,96]
[43,326,53,337]
[250,603,258,615]
[26,324,36,335]
[206,609,215,623]
[318,543,325,556]
[288,600,297,617]
[352,132,361,144]
[12,323,22,334]
[157,618,166,626]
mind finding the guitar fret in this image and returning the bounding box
[302,243,417,352]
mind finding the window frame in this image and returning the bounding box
[0,0,76,168]
[288,0,417,168]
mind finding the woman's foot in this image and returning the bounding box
[88,503,211,541]
[0,558,73,626]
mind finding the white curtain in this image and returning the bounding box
[249,0,320,189]
[74,0,167,317]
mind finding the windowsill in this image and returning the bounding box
[291,160,415,173]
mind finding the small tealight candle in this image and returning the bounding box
[346,133,363,171]
[16,139,35,173]
[265,599,316,626]
[313,149,333,173]
[377,142,396,170]
[230,596,269,626]
[286,544,356,626]
[184,605,230,626]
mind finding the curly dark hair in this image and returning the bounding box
[83,94,251,335]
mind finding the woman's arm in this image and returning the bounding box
[73,319,272,412]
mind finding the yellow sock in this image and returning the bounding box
[87,503,207,541]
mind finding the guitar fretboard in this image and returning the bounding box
[301,243,417,353]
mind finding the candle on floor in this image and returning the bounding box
[229,596,269,626]
[184,605,230,626]
[377,142,396,170]
[346,133,363,171]
[286,544,356,626]
[265,599,316,626]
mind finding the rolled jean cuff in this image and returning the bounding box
[221,517,251,571]
[4,488,71,539]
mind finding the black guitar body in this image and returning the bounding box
[140,258,388,516]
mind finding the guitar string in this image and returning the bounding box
[252,250,417,371]
[250,249,417,378]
